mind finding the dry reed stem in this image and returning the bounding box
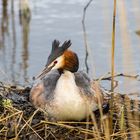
[15,108,40,139]
[90,110,101,140]
[41,120,94,135]
[22,117,43,140]
[110,0,117,134]
[111,0,117,91]
[0,110,22,123]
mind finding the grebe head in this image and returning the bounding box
[36,40,79,79]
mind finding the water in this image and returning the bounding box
[0,0,140,95]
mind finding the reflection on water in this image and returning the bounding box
[0,0,8,74]
[0,0,31,84]
[19,0,31,82]
[0,0,8,46]
[11,0,16,82]
[0,0,140,94]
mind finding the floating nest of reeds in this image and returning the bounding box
[0,81,140,140]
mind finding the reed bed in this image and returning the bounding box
[0,81,140,140]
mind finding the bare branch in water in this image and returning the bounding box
[95,72,140,90]
[95,72,139,81]
[82,0,93,73]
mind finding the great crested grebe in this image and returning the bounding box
[30,40,104,121]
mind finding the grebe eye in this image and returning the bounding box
[54,61,57,64]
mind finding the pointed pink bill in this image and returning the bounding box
[35,64,55,80]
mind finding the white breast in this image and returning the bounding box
[49,70,92,121]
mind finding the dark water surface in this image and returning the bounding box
[0,0,140,96]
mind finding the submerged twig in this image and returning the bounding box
[82,0,93,73]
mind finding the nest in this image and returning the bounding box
[0,82,140,140]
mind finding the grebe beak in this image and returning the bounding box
[35,63,55,80]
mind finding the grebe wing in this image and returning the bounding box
[74,71,94,96]
[42,69,61,99]
[31,69,61,101]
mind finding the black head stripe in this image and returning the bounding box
[61,40,71,50]
[51,40,60,53]
[46,40,71,67]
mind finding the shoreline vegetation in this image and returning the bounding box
[0,79,140,139]
[0,0,140,139]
